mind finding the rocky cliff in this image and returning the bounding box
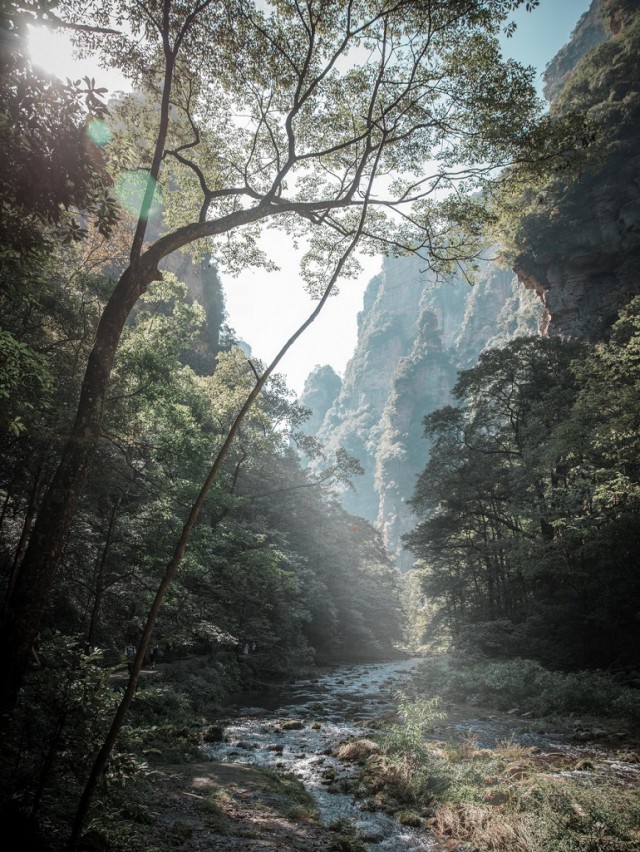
[161,251,225,374]
[301,0,640,568]
[542,0,607,101]
[515,1,640,342]
[301,258,540,567]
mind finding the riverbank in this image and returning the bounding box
[190,658,640,852]
[328,657,640,852]
[142,760,338,851]
[75,655,640,851]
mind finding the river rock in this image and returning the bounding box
[361,830,385,843]
[202,724,224,742]
[573,730,594,741]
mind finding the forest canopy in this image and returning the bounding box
[0,0,574,713]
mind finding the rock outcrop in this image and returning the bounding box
[299,365,342,437]
[162,253,225,374]
[516,0,640,341]
[542,0,607,101]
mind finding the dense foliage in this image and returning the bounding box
[1,0,572,722]
[1,1,627,848]
[0,201,403,848]
[407,3,640,673]
[407,301,640,671]
[496,0,640,335]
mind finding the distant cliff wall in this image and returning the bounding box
[301,257,540,567]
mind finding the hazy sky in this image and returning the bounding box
[29,0,593,396]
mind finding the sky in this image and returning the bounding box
[29,0,593,397]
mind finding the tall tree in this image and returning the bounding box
[1,0,574,709]
[408,319,640,669]
[407,337,583,650]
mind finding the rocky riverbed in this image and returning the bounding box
[145,658,639,851]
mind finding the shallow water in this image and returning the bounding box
[204,658,437,850]
[203,657,639,849]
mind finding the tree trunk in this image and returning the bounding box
[68,219,365,850]
[0,203,292,714]
[4,462,47,607]
[0,267,152,713]
[87,497,121,646]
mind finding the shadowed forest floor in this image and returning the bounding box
[148,761,352,851]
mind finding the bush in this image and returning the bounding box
[416,656,640,725]
[382,696,446,757]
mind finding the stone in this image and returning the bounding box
[202,725,224,742]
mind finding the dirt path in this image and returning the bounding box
[147,760,353,851]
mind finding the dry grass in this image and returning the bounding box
[335,738,381,762]
[366,715,640,852]
[431,802,538,852]
[495,739,538,761]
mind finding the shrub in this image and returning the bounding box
[416,656,640,726]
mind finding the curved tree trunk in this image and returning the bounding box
[68,210,369,850]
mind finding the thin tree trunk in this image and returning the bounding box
[68,207,369,850]
[4,462,47,607]
[87,498,121,646]
[0,199,297,714]
[0,477,15,533]
[31,712,68,817]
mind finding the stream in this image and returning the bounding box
[205,658,433,850]
[202,657,638,850]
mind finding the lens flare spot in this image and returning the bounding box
[114,170,162,221]
[86,119,113,147]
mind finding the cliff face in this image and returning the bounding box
[299,365,342,436]
[302,257,539,566]
[161,252,225,373]
[516,0,640,341]
[542,0,607,101]
[302,0,640,568]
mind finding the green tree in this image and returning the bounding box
[2,0,572,711]
[542,297,640,667]
[407,337,583,652]
[408,313,640,670]
[0,2,117,253]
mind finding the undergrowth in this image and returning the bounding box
[348,679,640,852]
[413,655,640,728]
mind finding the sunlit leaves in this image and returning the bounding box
[51,0,563,285]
